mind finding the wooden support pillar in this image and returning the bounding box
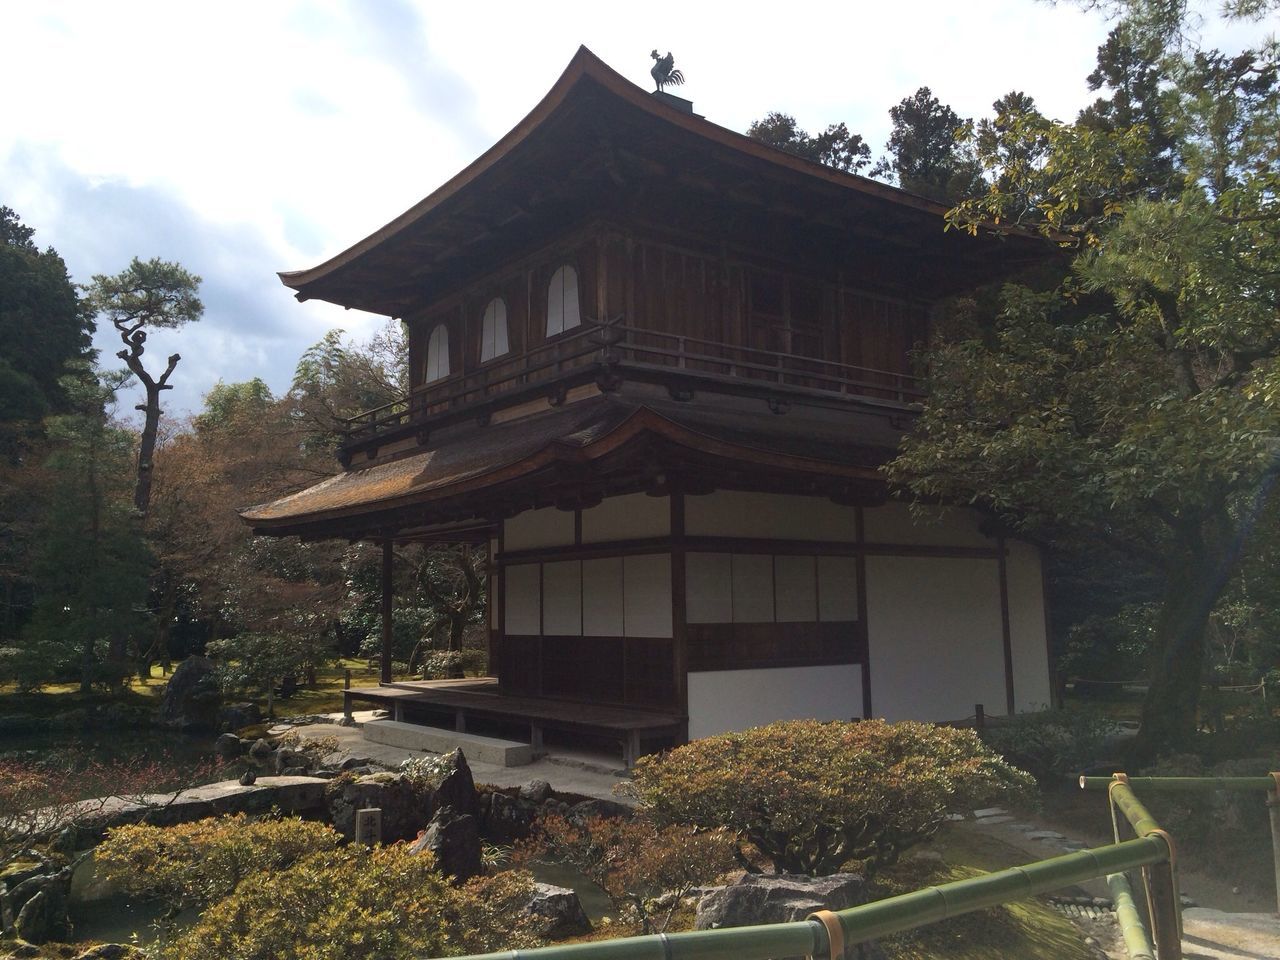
[380,539,394,685]
[997,536,1016,715]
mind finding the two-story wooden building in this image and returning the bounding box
[242,48,1053,764]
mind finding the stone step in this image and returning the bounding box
[361,719,533,767]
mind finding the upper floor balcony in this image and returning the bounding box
[337,316,924,463]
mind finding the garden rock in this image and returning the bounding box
[214,733,247,759]
[326,772,428,843]
[74,945,145,960]
[432,749,477,817]
[478,789,538,843]
[14,885,71,945]
[695,873,884,960]
[216,702,261,732]
[156,657,222,732]
[519,779,553,804]
[525,882,592,939]
[411,805,482,882]
[248,738,274,761]
[274,748,311,774]
[569,798,631,821]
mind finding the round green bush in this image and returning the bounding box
[629,719,1035,876]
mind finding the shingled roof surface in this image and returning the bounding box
[240,395,895,529]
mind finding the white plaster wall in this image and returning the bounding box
[542,560,582,636]
[504,507,574,551]
[685,553,732,624]
[1006,541,1053,711]
[685,491,857,541]
[688,664,863,739]
[862,502,991,548]
[865,556,1007,721]
[582,557,624,636]
[774,556,817,622]
[817,556,859,621]
[504,563,541,635]
[581,493,669,543]
[623,554,672,638]
[731,554,774,622]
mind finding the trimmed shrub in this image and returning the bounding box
[978,708,1120,784]
[95,814,341,912]
[158,845,542,960]
[628,719,1035,876]
[521,814,736,933]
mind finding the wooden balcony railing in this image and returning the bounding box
[341,317,922,446]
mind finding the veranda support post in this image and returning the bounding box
[380,539,394,684]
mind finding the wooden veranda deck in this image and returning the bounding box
[343,677,686,767]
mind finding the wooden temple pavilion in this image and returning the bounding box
[241,48,1054,765]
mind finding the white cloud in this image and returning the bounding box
[2,0,1273,418]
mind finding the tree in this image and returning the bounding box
[0,206,93,451]
[0,207,93,641]
[872,87,986,202]
[895,4,1280,755]
[86,257,202,515]
[747,112,872,172]
[21,369,151,691]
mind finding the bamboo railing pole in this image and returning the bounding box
[1108,871,1156,960]
[441,837,1170,960]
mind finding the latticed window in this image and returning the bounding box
[545,264,581,337]
[425,323,450,382]
[480,297,509,361]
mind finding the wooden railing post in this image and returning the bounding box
[1269,773,1280,917]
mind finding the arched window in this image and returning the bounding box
[479,297,509,362]
[545,264,581,338]
[425,323,450,382]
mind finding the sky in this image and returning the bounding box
[1,1,1270,419]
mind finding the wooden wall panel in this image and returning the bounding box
[497,634,540,695]
[625,637,676,707]
[686,621,864,672]
[541,635,624,702]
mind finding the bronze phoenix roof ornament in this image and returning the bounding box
[650,50,685,92]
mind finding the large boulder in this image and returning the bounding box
[525,882,592,940]
[431,748,477,817]
[410,805,482,882]
[216,702,261,732]
[156,657,222,732]
[12,872,72,945]
[477,789,539,844]
[326,772,429,843]
[213,733,247,759]
[695,873,885,960]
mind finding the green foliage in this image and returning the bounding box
[895,6,1280,753]
[207,631,328,701]
[747,112,872,172]
[195,378,275,433]
[628,719,1035,877]
[979,709,1121,784]
[157,844,542,960]
[0,206,93,432]
[400,751,461,788]
[95,814,341,913]
[873,86,986,202]
[19,370,151,691]
[523,814,736,934]
[85,256,202,332]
